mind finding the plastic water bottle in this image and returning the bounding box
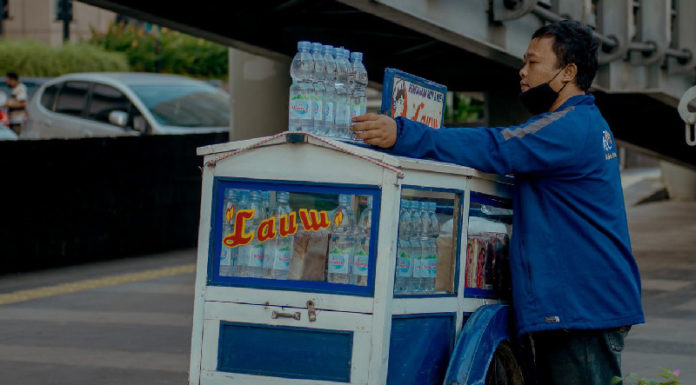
[236,190,265,277]
[395,199,412,293]
[328,194,356,284]
[333,48,350,138]
[351,52,368,120]
[426,201,440,291]
[344,49,356,128]
[263,192,294,280]
[323,44,337,136]
[352,196,372,286]
[408,201,424,292]
[220,189,237,276]
[289,41,314,132]
[311,42,325,134]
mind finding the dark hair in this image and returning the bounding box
[6,71,18,81]
[532,20,599,91]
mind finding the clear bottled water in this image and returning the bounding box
[323,45,337,135]
[352,196,372,286]
[395,199,413,293]
[263,192,294,280]
[409,201,424,292]
[236,190,265,277]
[328,194,356,284]
[289,41,314,132]
[311,42,325,134]
[351,52,368,121]
[333,48,350,139]
[345,49,356,126]
[220,189,237,276]
[426,201,440,291]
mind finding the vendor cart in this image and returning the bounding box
[189,132,524,385]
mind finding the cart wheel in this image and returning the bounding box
[484,341,525,385]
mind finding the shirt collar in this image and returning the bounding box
[557,93,594,110]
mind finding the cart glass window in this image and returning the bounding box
[210,179,380,295]
[394,188,461,296]
[465,192,513,299]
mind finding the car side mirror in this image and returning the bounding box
[133,115,151,134]
[108,110,129,127]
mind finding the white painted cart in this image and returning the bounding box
[189,133,522,385]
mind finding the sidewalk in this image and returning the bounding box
[622,199,696,384]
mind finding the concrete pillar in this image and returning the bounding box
[660,161,696,201]
[228,48,290,140]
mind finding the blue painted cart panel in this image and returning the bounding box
[218,321,353,382]
[386,313,456,385]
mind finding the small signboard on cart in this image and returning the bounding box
[381,68,447,129]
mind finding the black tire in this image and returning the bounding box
[485,341,525,385]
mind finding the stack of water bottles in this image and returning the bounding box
[288,41,368,140]
[220,189,295,280]
[327,195,373,286]
[395,200,440,294]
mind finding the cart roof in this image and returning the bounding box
[197,133,513,184]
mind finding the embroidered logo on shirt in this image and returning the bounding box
[545,316,561,324]
[603,130,617,160]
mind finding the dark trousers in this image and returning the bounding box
[531,327,630,385]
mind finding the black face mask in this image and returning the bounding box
[519,69,568,115]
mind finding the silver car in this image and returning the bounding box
[22,72,230,139]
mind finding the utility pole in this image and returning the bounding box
[57,0,72,42]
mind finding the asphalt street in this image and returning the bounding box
[0,186,693,384]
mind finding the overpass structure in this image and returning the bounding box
[80,0,695,168]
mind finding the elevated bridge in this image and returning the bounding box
[81,0,696,168]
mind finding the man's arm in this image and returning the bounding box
[351,109,585,176]
[5,100,27,109]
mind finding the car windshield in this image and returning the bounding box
[130,84,230,127]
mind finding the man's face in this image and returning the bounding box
[519,36,561,93]
[5,77,16,88]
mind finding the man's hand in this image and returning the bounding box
[351,113,397,148]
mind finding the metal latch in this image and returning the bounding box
[271,310,301,320]
[307,300,317,322]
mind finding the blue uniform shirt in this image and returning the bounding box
[387,94,644,334]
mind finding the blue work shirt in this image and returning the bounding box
[387,94,644,334]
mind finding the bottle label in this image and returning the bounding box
[350,104,359,120]
[328,248,350,274]
[396,251,411,277]
[312,98,323,121]
[248,244,264,268]
[273,246,291,271]
[289,96,311,120]
[324,101,334,123]
[427,254,438,278]
[220,247,232,266]
[353,249,369,276]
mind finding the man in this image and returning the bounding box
[352,20,644,385]
[4,71,28,136]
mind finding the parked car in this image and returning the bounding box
[21,73,230,139]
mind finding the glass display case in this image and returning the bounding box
[210,179,381,295]
[465,192,513,299]
[393,187,461,296]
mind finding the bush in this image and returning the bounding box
[89,22,228,79]
[0,38,130,77]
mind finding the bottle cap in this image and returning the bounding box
[351,52,363,62]
[311,42,323,52]
[298,41,311,50]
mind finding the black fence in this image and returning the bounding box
[0,133,228,275]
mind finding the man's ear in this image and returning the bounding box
[563,63,578,84]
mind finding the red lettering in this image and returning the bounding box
[222,209,255,248]
[299,209,331,232]
[257,217,277,242]
[279,212,298,237]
